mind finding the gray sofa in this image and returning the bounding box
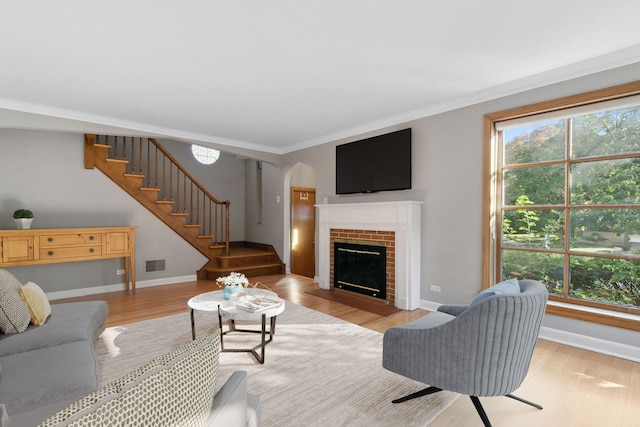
[35,331,260,427]
[0,301,109,426]
[0,269,260,426]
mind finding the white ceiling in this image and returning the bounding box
[2,0,640,154]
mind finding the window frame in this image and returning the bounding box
[483,80,640,331]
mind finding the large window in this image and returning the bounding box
[484,82,640,329]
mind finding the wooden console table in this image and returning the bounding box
[0,226,136,292]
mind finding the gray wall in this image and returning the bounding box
[264,62,640,347]
[0,130,244,293]
[244,160,285,258]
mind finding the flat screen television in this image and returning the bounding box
[335,128,411,194]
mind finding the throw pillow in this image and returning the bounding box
[470,277,521,306]
[40,332,221,427]
[19,281,52,325]
[0,268,31,334]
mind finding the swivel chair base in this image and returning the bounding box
[392,386,542,427]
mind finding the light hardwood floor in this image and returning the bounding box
[56,274,640,426]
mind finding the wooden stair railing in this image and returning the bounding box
[84,134,230,257]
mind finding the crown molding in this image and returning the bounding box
[0,98,284,155]
[2,45,639,156]
[285,45,640,153]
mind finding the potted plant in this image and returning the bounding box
[13,209,34,229]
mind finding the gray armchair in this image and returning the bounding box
[383,279,548,426]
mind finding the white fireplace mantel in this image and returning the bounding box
[316,201,422,310]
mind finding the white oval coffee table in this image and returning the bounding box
[187,289,285,364]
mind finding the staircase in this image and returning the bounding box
[200,241,285,280]
[84,134,285,280]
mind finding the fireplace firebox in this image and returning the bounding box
[333,241,386,300]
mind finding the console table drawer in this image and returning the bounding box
[40,245,103,260]
[40,233,102,247]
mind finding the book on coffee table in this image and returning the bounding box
[235,299,281,313]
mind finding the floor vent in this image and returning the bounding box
[146,259,166,272]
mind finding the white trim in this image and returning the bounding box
[419,300,442,313]
[420,298,640,363]
[538,326,640,363]
[46,275,197,301]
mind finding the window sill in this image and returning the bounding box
[546,301,640,331]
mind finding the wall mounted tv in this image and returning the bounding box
[335,128,411,194]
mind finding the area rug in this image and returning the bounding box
[94,301,458,426]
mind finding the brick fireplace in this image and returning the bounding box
[316,201,422,310]
[330,229,396,306]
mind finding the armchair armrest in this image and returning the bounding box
[207,371,253,427]
[437,304,468,316]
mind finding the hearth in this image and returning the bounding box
[334,241,386,300]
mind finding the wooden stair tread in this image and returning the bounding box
[224,247,274,256]
[140,187,161,192]
[156,200,175,205]
[202,263,285,279]
[219,252,277,259]
[105,158,129,164]
[204,262,283,270]
[124,173,144,178]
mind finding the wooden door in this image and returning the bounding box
[291,187,316,278]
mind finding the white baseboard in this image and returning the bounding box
[538,326,640,363]
[420,299,640,363]
[420,300,442,312]
[46,275,198,300]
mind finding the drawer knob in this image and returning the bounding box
[89,248,95,253]
[89,236,94,240]
[48,237,54,242]
[48,251,54,256]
